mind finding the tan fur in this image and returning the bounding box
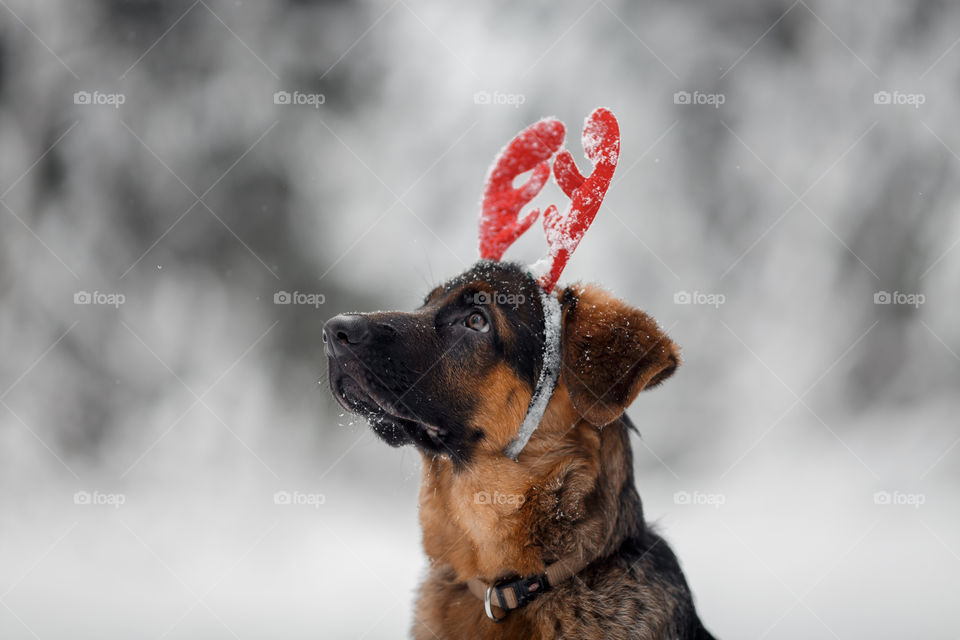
[472,362,534,451]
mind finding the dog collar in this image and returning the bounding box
[503,288,562,460]
[465,554,590,622]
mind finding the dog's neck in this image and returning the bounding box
[418,389,644,583]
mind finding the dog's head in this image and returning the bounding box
[325,109,678,465]
[324,261,679,466]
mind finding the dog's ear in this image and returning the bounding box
[558,284,679,427]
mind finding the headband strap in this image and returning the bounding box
[503,289,562,460]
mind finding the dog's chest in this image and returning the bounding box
[418,457,544,579]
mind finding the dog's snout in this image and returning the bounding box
[323,314,371,357]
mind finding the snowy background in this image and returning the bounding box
[1,1,958,638]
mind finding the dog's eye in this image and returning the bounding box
[465,312,489,333]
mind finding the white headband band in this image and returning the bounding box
[503,289,562,460]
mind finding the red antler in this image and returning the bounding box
[479,118,566,261]
[537,108,620,292]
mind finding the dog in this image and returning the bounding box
[323,110,715,639]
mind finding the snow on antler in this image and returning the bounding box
[479,118,566,261]
[537,108,620,292]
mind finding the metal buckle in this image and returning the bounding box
[484,584,507,622]
[484,574,549,622]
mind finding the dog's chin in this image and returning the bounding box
[330,372,451,454]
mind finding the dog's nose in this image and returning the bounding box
[323,314,371,357]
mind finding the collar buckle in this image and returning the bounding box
[509,573,549,608]
[484,573,550,622]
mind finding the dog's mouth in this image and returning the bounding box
[330,369,449,450]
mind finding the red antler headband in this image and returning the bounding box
[478,107,620,292]
[479,108,620,459]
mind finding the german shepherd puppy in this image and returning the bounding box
[324,260,715,639]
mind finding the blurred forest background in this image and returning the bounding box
[1,0,958,638]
